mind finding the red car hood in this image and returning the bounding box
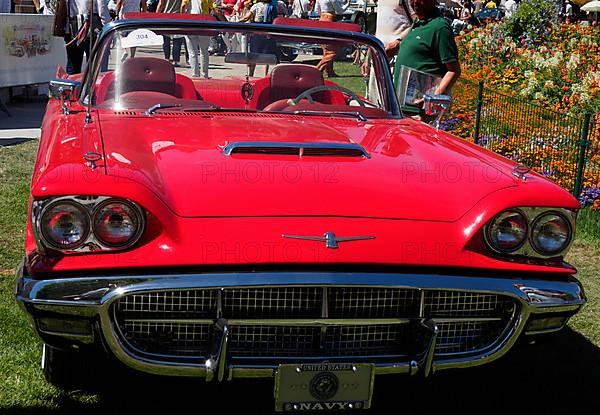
[98,113,517,221]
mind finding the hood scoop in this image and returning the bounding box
[223,141,371,158]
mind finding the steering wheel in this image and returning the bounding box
[288,85,369,107]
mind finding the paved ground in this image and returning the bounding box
[0,99,45,146]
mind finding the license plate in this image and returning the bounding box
[274,363,374,411]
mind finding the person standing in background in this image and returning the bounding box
[313,0,348,77]
[57,0,111,74]
[394,0,461,115]
[503,0,516,19]
[291,0,310,18]
[362,0,412,102]
[181,0,212,78]
[116,0,146,60]
[116,0,146,18]
[156,0,184,66]
[35,0,57,14]
[246,0,278,76]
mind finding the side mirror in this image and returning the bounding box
[49,79,81,114]
[423,94,452,130]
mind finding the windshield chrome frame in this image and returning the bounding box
[80,19,400,117]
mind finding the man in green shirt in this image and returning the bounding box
[393,0,461,112]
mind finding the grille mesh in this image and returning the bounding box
[436,321,505,354]
[230,326,320,357]
[120,320,211,356]
[117,290,218,319]
[329,287,421,318]
[223,287,322,318]
[113,287,517,361]
[424,291,511,317]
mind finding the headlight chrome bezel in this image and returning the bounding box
[485,209,529,253]
[92,199,145,248]
[484,207,576,259]
[39,200,91,250]
[33,196,146,253]
[530,211,573,256]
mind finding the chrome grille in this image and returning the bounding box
[436,321,506,354]
[230,324,413,357]
[329,287,420,318]
[323,325,412,356]
[223,287,322,318]
[119,320,211,356]
[113,286,518,362]
[230,326,319,357]
[425,291,511,317]
[117,290,218,319]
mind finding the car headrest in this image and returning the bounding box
[120,57,176,96]
[269,64,324,102]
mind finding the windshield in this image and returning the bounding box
[85,21,397,118]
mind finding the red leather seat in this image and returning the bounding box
[262,64,324,110]
[120,57,177,96]
[270,64,324,101]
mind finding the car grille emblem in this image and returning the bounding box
[282,232,375,249]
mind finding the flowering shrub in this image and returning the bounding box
[448,14,600,198]
[502,0,561,47]
[579,186,600,210]
[456,22,600,115]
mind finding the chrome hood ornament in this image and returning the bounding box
[282,232,375,249]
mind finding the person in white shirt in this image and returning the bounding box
[504,0,516,19]
[564,1,573,22]
[116,0,146,60]
[181,0,211,78]
[36,0,57,14]
[362,0,412,102]
[116,0,146,18]
[291,0,310,18]
[314,0,349,77]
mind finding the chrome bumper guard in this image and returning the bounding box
[16,263,585,381]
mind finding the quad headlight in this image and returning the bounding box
[35,196,145,252]
[486,210,528,252]
[484,208,574,258]
[530,212,572,256]
[93,200,144,247]
[40,201,90,249]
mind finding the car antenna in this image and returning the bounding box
[85,1,93,124]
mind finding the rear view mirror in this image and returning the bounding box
[423,94,451,130]
[225,52,278,65]
[49,79,81,114]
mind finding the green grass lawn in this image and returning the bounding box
[1,140,599,413]
[300,59,368,96]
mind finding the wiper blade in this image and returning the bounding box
[145,103,182,115]
[146,103,221,114]
[183,107,258,113]
[292,110,368,122]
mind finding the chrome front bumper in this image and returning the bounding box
[16,262,585,380]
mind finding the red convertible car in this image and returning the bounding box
[16,15,585,411]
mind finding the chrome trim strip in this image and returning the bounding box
[16,268,585,379]
[37,329,95,344]
[222,141,371,158]
[119,317,500,325]
[422,319,439,377]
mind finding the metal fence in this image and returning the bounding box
[443,78,600,198]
